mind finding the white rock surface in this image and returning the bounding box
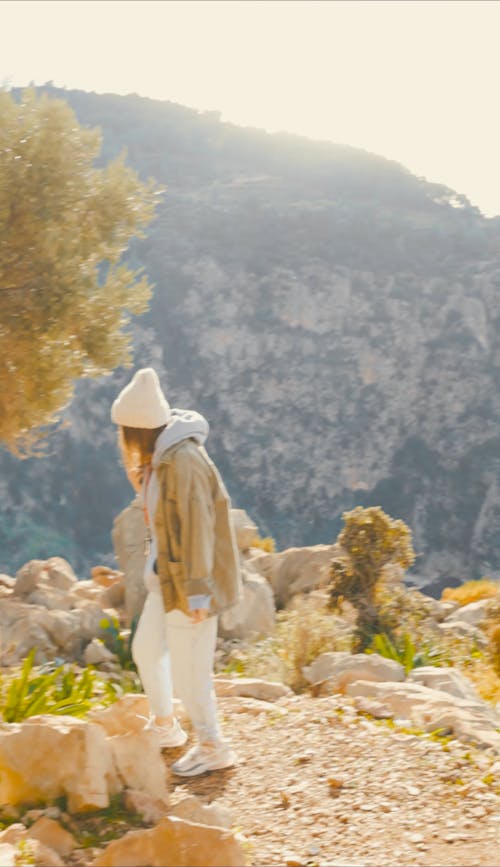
[303,652,405,690]
[249,544,337,607]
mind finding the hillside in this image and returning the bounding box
[1,85,500,590]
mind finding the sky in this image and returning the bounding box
[1,0,500,217]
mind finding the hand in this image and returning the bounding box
[190,607,210,624]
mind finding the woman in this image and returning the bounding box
[111,367,242,776]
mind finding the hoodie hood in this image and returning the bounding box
[152,408,209,468]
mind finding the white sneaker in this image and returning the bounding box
[171,740,237,776]
[140,715,188,748]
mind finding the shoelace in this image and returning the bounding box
[136,713,179,732]
[136,713,161,731]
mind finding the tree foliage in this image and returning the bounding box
[329,506,415,651]
[0,88,160,454]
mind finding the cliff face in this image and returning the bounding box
[1,86,500,591]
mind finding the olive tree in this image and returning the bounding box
[0,88,160,454]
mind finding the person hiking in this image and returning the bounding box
[111,367,242,775]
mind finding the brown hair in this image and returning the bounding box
[118,424,166,478]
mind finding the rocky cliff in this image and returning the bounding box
[1,86,500,591]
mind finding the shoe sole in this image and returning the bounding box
[171,754,237,777]
[159,734,188,749]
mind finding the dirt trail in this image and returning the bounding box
[169,692,500,867]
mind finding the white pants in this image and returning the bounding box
[132,591,221,743]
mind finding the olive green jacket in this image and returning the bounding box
[152,438,242,616]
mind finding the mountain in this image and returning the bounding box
[1,85,500,593]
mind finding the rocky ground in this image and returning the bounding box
[167,692,500,867]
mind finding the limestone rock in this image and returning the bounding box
[112,496,147,626]
[84,638,117,666]
[231,509,258,552]
[169,795,233,829]
[444,598,491,627]
[109,732,168,801]
[408,666,482,702]
[249,544,337,607]
[98,579,126,610]
[0,715,119,812]
[13,560,48,596]
[219,569,275,639]
[88,693,151,736]
[25,586,74,612]
[218,696,288,715]
[346,680,500,750]
[302,652,405,691]
[214,677,292,702]
[92,566,123,587]
[0,825,64,866]
[92,816,246,867]
[28,816,77,857]
[0,842,15,867]
[70,580,103,604]
[437,620,488,645]
[45,557,78,590]
[124,789,169,824]
[0,574,15,589]
[0,601,56,665]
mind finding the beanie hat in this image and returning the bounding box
[111,368,171,428]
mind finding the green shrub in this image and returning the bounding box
[99,615,137,671]
[329,506,415,651]
[368,631,445,673]
[0,650,134,723]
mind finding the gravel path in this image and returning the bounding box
[169,693,500,867]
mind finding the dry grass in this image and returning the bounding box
[459,656,500,705]
[441,579,500,606]
[249,535,276,553]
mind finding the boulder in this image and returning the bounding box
[219,569,275,639]
[230,509,258,553]
[346,680,500,750]
[214,677,292,702]
[249,544,337,607]
[25,586,74,611]
[444,599,491,627]
[302,652,405,691]
[45,558,78,590]
[437,620,488,646]
[92,816,246,867]
[84,639,117,666]
[98,579,126,611]
[408,666,482,702]
[28,816,76,857]
[0,715,119,812]
[13,560,48,597]
[124,790,169,824]
[42,610,85,656]
[112,496,147,626]
[109,732,169,802]
[169,795,233,829]
[0,831,63,866]
[88,694,151,736]
[0,574,15,589]
[92,566,123,588]
[0,601,56,665]
[70,580,103,604]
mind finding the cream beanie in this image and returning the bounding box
[111,368,171,428]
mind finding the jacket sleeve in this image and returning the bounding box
[173,448,216,598]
